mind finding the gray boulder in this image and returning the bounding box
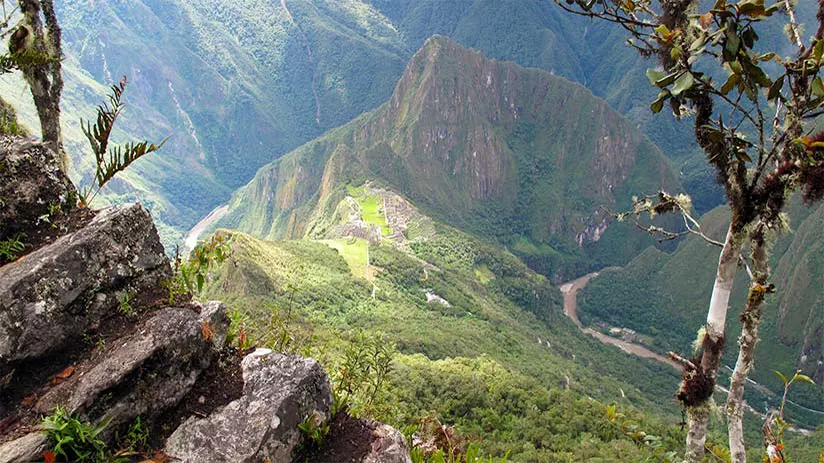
[165,351,333,463]
[0,135,76,241]
[35,305,227,431]
[362,423,412,463]
[0,203,170,375]
[0,432,49,463]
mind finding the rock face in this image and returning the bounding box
[165,351,333,463]
[0,433,49,463]
[362,423,412,463]
[36,305,227,432]
[0,135,75,241]
[0,203,170,375]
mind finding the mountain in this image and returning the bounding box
[4,1,817,248]
[577,198,824,427]
[0,0,411,244]
[211,37,682,280]
[2,0,757,247]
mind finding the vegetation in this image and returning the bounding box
[198,227,718,461]
[164,233,232,304]
[0,233,25,263]
[41,408,109,462]
[78,76,167,206]
[321,238,370,280]
[558,0,824,460]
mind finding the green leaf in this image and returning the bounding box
[725,29,741,56]
[650,90,670,113]
[812,77,824,98]
[767,74,784,101]
[793,373,816,385]
[721,73,739,95]
[671,73,695,96]
[774,370,788,386]
[737,0,766,17]
[646,68,667,86]
[654,72,679,88]
[814,39,824,62]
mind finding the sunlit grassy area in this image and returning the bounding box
[347,184,392,236]
[321,237,369,279]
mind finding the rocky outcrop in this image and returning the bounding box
[0,136,75,241]
[165,350,333,463]
[0,136,410,463]
[36,304,227,433]
[361,422,412,463]
[0,203,170,375]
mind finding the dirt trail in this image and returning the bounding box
[184,205,229,251]
[560,272,679,369]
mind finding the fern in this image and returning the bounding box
[79,75,168,205]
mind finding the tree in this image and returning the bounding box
[11,0,65,171]
[556,1,824,462]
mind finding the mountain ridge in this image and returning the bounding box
[212,36,683,279]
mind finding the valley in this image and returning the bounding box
[3,0,824,461]
[560,272,679,369]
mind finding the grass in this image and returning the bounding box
[473,264,496,284]
[321,237,370,280]
[347,184,392,236]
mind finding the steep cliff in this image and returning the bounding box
[214,37,682,279]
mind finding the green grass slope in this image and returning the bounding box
[201,224,695,461]
[213,37,683,280]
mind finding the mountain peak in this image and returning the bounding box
[216,37,680,278]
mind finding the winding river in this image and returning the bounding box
[559,272,823,426]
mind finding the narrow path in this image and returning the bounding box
[281,0,321,125]
[184,205,229,252]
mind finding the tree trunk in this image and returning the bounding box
[16,0,65,171]
[683,223,744,463]
[728,225,770,463]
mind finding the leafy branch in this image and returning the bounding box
[79,75,169,206]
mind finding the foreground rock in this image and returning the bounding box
[363,423,411,463]
[165,351,333,463]
[0,203,170,375]
[0,135,75,241]
[37,304,228,430]
[0,433,49,463]
[0,303,229,463]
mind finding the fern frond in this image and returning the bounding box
[96,137,169,188]
[78,75,169,206]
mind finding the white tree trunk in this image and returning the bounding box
[685,403,711,463]
[684,223,743,463]
[728,227,769,463]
